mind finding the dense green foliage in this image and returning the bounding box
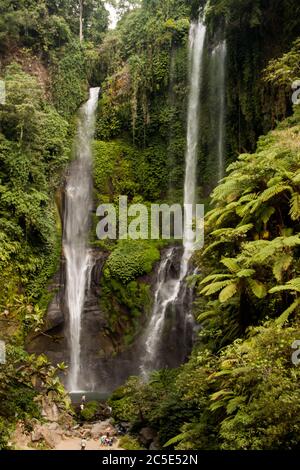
[94,0,191,197]
[111,320,300,450]
[109,68,300,450]
[0,346,69,449]
[203,0,300,156]
[93,139,172,201]
[0,0,109,53]
[50,42,88,117]
[0,61,71,451]
[0,65,69,307]
[196,106,300,346]
[105,240,160,284]
[100,240,161,346]
[1,0,300,452]
[0,0,111,447]
[80,400,99,421]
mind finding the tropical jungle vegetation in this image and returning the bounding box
[0,0,300,451]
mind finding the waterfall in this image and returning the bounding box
[64,88,99,391]
[181,19,206,280]
[140,248,177,377]
[140,20,206,378]
[211,41,227,182]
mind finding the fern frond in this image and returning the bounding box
[269,278,300,294]
[290,192,300,221]
[273,254,293,282]
[219,283,238,303]
[197,310,217,322]
[248,279,267,298]
[201,280,232,296]
[236,269,256,278]
[275,298,300,325]
[200,273,233,285]
[221,258,240,273]
[259,184,292,203]
[202,240,226,256]
[163,431,190,448]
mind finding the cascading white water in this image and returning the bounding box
[64,88,99,391]
[140,248,176,377]
[140,20,206,378]
[211,41,227,182]
[181,19,206,280]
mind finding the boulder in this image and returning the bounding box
[31,427,43,442]
[41,427,62,448]
[139,427,157,446]
[47,422,60,431]
[149,437,160,450]
[90,420,116,439]
[31,424,63,449]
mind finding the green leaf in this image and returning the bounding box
[201,280,232,296]
[273,254,293,282]
[290,193,300,221]
[259,184,292,203]
[275,298,300,325]
[260,206,276,225]
[270,278,300,294]
[236,269,255,278]
[221,258,240,273]
[210,390,233,401]
[163,432,189,448]
[248,279,267,298]
[219,283,238,303]
[200,273,232,285]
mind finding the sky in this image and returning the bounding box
[105,3,119,29]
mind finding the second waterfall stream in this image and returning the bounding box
[64,88,100,392]
[140,19,206,378]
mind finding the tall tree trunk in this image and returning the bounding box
[79,0,83,42]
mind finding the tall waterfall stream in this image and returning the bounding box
[64,88,100,391]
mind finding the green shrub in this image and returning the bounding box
[105,240,160,284]
[119,435,145,450]
[80,401,99,421]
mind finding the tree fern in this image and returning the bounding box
[201,280,233,296]
[290,192,300,220]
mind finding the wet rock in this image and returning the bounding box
[139,427,157,446]
[149,437,160,450]
[44,296,64,331]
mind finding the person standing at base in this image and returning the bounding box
[81,438,87,450]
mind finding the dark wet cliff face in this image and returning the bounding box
[26,248,156,392]
[27,246,195,394]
